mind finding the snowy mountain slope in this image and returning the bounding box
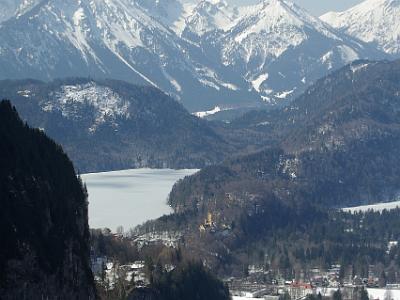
[182,0,240,40]
[0,0,388,110]
[133,0,196,35]
[0,0,172,85]
[0,0,40,23]
[44,82,131,133]
[199,0,386,104]
[321,0,400,56]
[0,0,18,23]
[0,0,254,111]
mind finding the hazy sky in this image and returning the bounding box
[230,0,365,16]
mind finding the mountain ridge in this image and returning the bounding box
[171,58,400,212]
[321,0,400,56]
[0,78,232,172]
[0,0,390,111]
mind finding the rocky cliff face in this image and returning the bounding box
[0,100,96,299]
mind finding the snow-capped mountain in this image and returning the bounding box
[0,0,255,111]
[133,0,195,35]
[182,1,239,40]
[198,0,385,103]
[321,0,400,56]
[0,0,389,110]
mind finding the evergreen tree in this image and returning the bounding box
[332,290,342,300]
[129,262,230,300]
[280,291,291,300]
[144,256,155,284]
[360,288,369,300]
[380,271,387,288]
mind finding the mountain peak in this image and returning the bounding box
[321,0,400,56]
[245,0,337,36]
[183,0,238,36]
[228,0,339,53]
[0,0,390,111]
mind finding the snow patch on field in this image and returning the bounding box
[219,81,239,91]
[162,69,182,93]
[233,288,400,300]
[343,200,400,213]
[338,45,359,63]
[321,51,334,69]
[196,66,239,91]
[194,106,223,118]
[251,73,269,93]
[275,89,294,99]
[350,62,369,73]
[17,90,32,98]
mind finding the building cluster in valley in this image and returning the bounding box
[89,229,400,300]
[228,263,400,299]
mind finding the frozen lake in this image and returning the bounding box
[82,168,199,232]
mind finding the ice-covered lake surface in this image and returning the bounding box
[82,168,199,232]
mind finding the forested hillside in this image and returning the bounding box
[171,60,400,212]
[128,263,231,300]
[0,79,232,172]
[0,100,96,299]
[138,59,400,276]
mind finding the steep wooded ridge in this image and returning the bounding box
[0,78,231,172]
[136,59,400,273]
[0,101,96,299]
